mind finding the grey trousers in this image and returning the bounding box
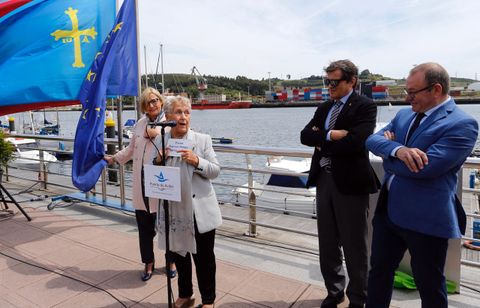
[316,169,369,306]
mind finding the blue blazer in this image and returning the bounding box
[366,99,478,238]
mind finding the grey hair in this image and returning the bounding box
[410,62,450,95]
[163,95,192,114]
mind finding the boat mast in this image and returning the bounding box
[160,43,165,94]
[144,45,148,88]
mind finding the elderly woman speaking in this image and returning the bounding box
[154,96,221,308]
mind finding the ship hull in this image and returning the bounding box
[192,101,252,110]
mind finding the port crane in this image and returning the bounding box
[191,66,208,103]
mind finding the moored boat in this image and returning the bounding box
[6,137,57,169]
[232,156,316,213]
[192,100,252,110]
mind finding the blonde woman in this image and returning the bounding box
[105,87,176,281]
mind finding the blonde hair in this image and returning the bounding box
[139,87,165,114]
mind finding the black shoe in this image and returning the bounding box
[141,262,154,281]
[321,294,345,308]
[167,268,177,278]
[348,304,364,308]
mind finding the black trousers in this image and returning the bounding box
[316,170,369,306]
[135,209,156,264]
[173,222,216,305]
[367,196,449,308]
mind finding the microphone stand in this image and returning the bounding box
[159,125,173,307]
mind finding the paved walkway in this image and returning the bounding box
[0,180,479,307]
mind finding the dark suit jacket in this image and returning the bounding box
[301,91,380,195]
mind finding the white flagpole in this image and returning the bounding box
[134,0,141,119]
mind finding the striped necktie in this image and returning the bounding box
[320,101,342,168]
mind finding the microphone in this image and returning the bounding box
[148,120,177,127]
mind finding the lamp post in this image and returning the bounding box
[268,71,271,91]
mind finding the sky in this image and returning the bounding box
[137,0,480,81]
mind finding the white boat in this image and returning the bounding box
[122,119,135,139]
[232,156,316,213]
[6,137,57,169]
[21,111,73,157]
[232,123,389,213]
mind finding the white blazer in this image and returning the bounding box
[156,130,222,233]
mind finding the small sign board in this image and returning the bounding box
[144,165,181,202]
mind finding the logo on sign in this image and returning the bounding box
[155,171,168,183]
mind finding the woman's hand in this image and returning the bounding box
[144,127,159,139]
[155,148,170,164]
[104,155,115,165]
[177,149,199,167]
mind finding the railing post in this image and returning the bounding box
[105,120,118,183]
[244,153,257,237]
[119,164,126,206]
[39,149,47,189]
[101,168,107,202]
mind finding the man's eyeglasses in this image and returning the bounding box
[324,78,347,88]
[404,84,435,97]
[147,97,160,105]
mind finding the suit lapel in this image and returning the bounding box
[334,92,356,127]
[408,99,454,144]
[319,100,335,126]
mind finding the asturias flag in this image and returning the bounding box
[72,0,138,192]
[0,0,116,114]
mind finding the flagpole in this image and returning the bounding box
[134,0,141,120]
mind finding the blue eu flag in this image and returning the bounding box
[72,0,138,192]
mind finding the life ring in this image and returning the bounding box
[463,240,480,251]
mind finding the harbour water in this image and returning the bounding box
[17,104,480,148]
[12,104,480,200]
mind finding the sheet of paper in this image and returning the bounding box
[167,138,193,157]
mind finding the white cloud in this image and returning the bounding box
[137,0,480,80]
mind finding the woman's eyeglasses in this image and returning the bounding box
[324,78,347,88]
[147,98,160,105]
[172,110,191,116]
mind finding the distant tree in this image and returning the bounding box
[360,69,371,79]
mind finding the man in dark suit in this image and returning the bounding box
[301,59,379,308]
[366,63,478,308]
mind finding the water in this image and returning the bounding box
[18,104,480,147]
[13,105,480,199]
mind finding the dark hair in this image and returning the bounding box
[324,59,358,84]
[410,62,450,95]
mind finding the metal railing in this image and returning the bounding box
[4,133,480,267]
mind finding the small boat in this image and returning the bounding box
[6,137,57,169]
[232,156,316,213]
[122,119,136,139]
[20,111,73,158]
[212,137,233,144]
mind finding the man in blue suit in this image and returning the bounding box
[366,62,478,308]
